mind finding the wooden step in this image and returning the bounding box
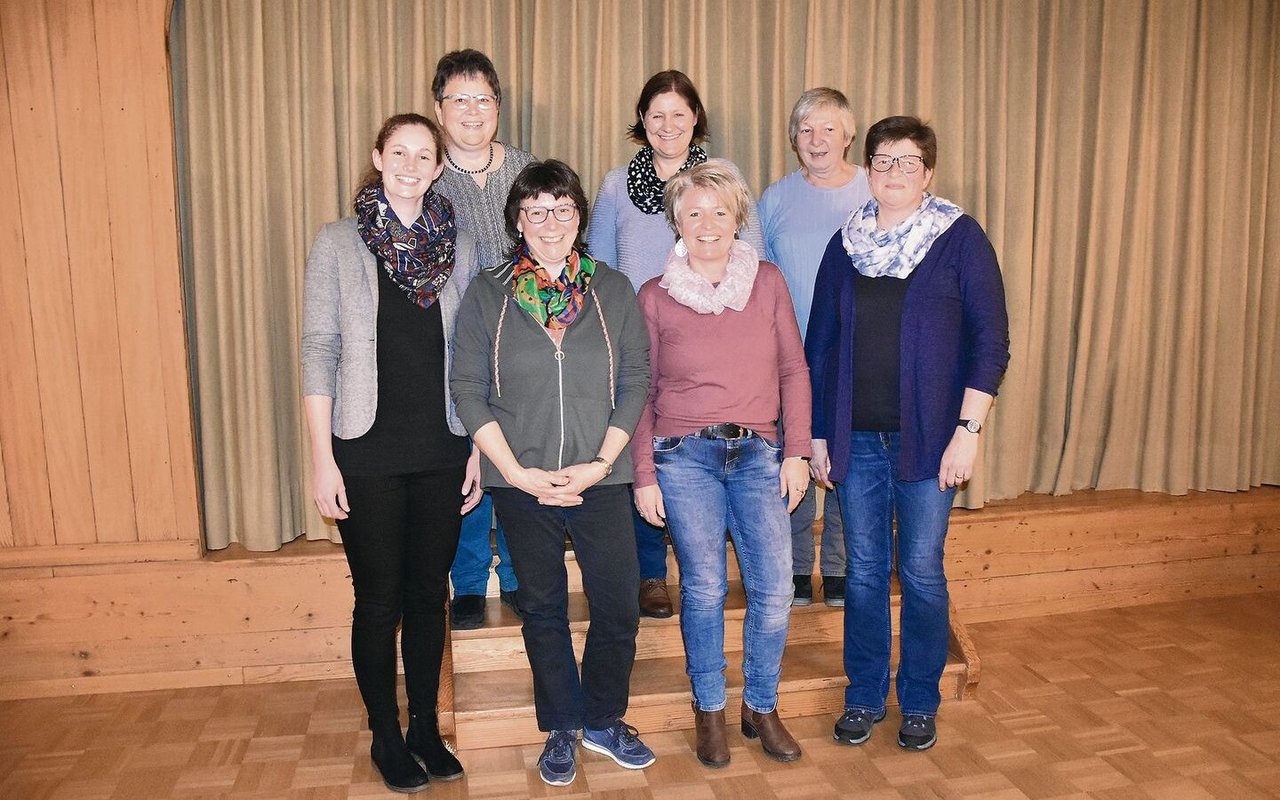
[452,639,972,749]
[451,580,866,673]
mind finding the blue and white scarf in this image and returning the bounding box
[841,193,963,279]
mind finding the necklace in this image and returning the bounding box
[445,143,494,175]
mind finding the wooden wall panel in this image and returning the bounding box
[0,0,199,556]
[0,1,96,546]
[46,0,138,543]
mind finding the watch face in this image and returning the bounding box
[965,420,981,434]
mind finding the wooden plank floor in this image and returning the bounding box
[2,591,1278,799]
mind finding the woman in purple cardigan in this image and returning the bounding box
[805,116,1010,752]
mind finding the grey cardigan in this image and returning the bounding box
[300,216,480,438]
[450,259,650,488]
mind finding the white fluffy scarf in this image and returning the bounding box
[841,193,963,279]
[659,239,760,314]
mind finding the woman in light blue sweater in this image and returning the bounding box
[586,69,763,617]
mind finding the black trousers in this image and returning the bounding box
[336,466,465,726]
[492,483,641,732]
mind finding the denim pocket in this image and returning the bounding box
[652,435,685,455]
[757,434,783,452]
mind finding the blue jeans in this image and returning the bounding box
[632,499,669,581]
[654,433,793,713]
[837,431,955,717]
[450,492,517,595]
[790,485,847,576]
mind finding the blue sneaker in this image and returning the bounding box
[538,730,579,786]
[581,721,656,769]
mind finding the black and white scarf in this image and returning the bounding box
[625,143,708,214]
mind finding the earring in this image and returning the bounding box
[674,238,688,258]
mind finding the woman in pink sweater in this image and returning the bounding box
[631,160,812,769]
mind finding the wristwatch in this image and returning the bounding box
[958,419,982,434]
[590,456,613,476]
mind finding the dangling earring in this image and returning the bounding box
[674,237,688,258]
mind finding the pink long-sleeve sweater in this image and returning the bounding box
[631,261,812,488]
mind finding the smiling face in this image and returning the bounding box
[434,74,500,151]
[674,186,738,269]
[867,138,933,226]
[642,91,697,163]
[370,123,444,221]
[516,192,580,267]
[795,106,854,177]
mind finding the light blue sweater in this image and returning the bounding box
[587,160,765,292]
[758,168,871,340]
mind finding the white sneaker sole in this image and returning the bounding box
[580,738,656,769]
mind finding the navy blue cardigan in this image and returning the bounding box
[804,215,1010,484]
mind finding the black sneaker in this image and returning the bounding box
[792,575,813,606]
[499,589,522,618]
[897,714,937,751]
[833,708,885,745]
[822,575,845,607]
[449,594,486,630]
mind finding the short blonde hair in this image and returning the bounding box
[788,87,857,152]
[663,159,752,236]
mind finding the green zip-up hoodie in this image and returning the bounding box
[450,258,650,488]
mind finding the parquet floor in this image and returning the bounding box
[3,591,1278,799]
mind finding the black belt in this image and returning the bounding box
[696,423,753,440]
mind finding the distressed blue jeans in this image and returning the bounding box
[654,433,793,713]
[838,431,955,717]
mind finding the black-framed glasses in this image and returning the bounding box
[869,154,925,174]
[520,205,578,224]
[441,93,497,111]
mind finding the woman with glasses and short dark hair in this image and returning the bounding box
[806,115,1009,752]
[451,160,655,787]
[431,49,536,630]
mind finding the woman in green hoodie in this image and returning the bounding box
[450,160,654,787]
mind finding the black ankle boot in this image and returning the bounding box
[370,717,429,793]
[406,713,464,781]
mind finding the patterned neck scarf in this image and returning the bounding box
[625,143,708,214]
[511,247,597,329]
[841,193,963,279]
[355,184,457,308]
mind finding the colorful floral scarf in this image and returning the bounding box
[660,239,760,315]
[511,247,597,329]
[355,184,457,308]
[625,143,708,214]
[841,193,963,279]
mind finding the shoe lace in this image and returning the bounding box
[545,731,576,762]
[613,723,641,746]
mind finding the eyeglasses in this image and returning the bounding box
[520,205,578,224]
[869,154,926,174]
[441,93,497,111]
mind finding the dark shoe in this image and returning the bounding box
[406,714,464,781]
[450,594,486,630]
[638,578,674,618]
[499,588,522,618]
[739,702,801,762]
[792,575,813,606]
[692,703,729,768]
[833,707,885,745]
[370,719,429,793]
[538,730,579,786]
[898,714,937,751]
[822,575,845,607]
[582,720,655,769]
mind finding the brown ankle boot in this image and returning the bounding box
[739,702,801,762]
[693,703,730,768]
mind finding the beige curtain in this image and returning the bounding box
[173,0,1280,550]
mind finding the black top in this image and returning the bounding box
[332,264,470,476]
[850,269,916,431]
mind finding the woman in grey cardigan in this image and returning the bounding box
[301,113,480,794]
[451,160,654,787]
